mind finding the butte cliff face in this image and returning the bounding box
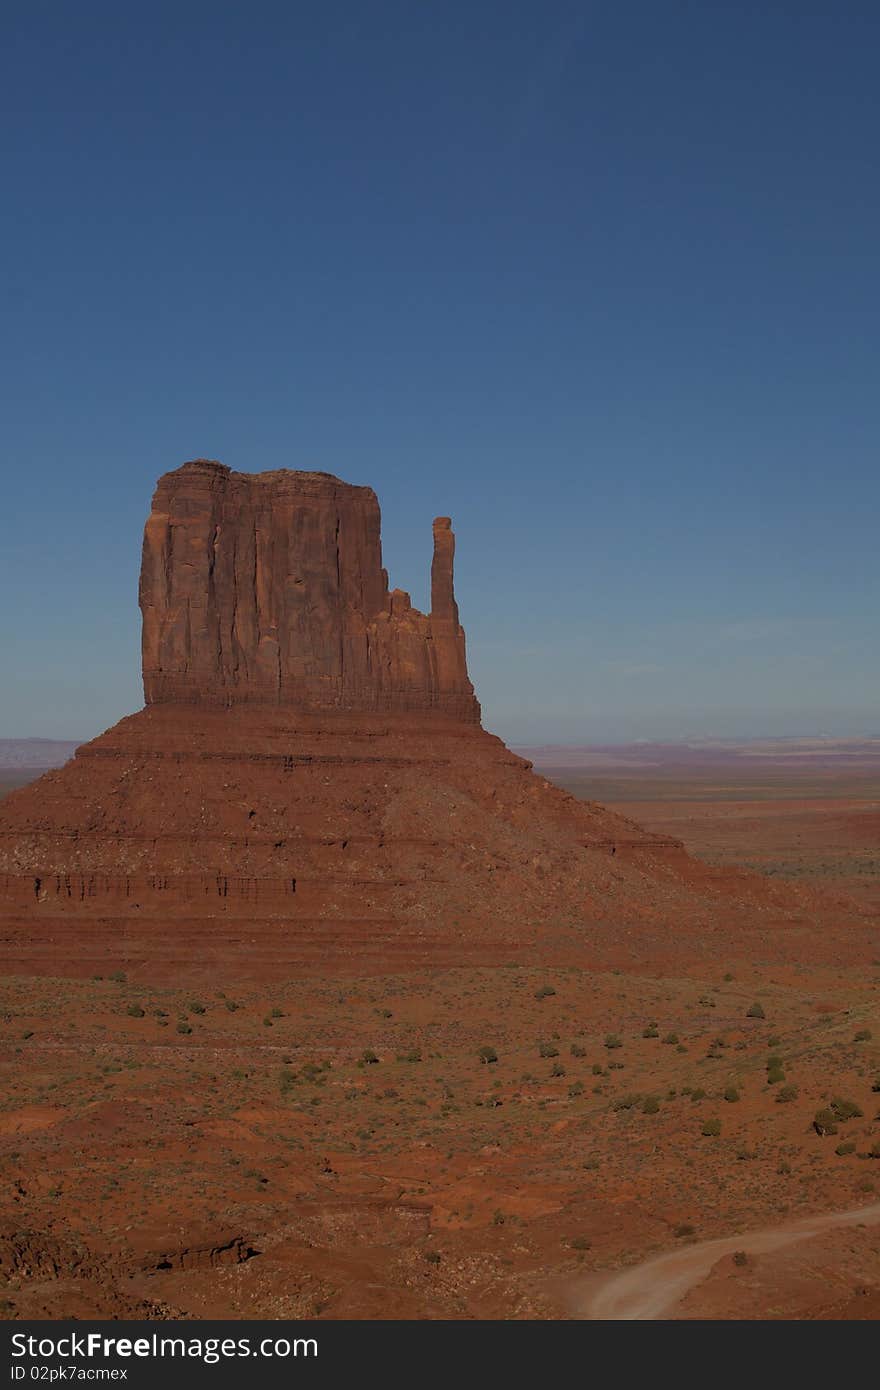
[140,460,478,720]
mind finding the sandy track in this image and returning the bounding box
[580,1202,880,1320]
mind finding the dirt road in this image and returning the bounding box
[580,1202,880,1319]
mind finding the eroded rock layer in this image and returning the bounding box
[140,461,478,719]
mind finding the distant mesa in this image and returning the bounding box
[140,460,479,721]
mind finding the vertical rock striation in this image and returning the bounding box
[139,460,479,720]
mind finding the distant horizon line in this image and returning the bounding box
[3,729,880,749]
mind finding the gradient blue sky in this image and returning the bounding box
[2,1,878,743]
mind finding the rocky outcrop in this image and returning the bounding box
[140,460,479,719]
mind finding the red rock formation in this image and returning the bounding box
[2,457,834,985]
[140,460,478,720]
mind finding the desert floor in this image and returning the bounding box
[1,764,878,1320]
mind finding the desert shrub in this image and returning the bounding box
[279,1067,296,1095]
[776,1085,799,1104]
[662,1032,679,1045]
[270,1007,283,1019]
[612,1094,641,1111]
[746,1002,765,1019]
[396,1049,422,1063]
[591,1063,605,1076]
[534,986,556,1000]
[835,1141,856,1156]
[642,1024,659,1039]
[550,1062,566,1078]
[869,1143,880,1160]
[569,1081,584,1097]
[176,1022,192,1035]
[478,1046,498,1064]
[767,1035,781,1047]
[492,1210,505,1226]
[604,1034,623,1050]
[766,1067,786,1086]
[109,971,126,983]
[224,1000,239,1012]
[830,1098,863,1123]
[189,1001,206,1015]
[643,1095,660,1114]
[854,1029,872,1042]
[262,1016,273,1028]
[813,1108,838,1136]
[570,1043,587,1058]
[423,1250,441,1265]
[732,1250,748,1267]
[690,1088,707,1103]
[569,1235,591,1250]
[361,1049,379,1064]
[126,1004,145,1018]
[539,1041,559,1058]
[872,1076,880,1093]
[723,1086,740,1103]
[674,1223,695,1238]
[701,1117,721,1137]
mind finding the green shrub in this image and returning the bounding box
[570,1043,587,1058]
[746,1002,765,1019]
[830,1098,863,1123]
[701,1117,721,1137]
[854,1028,872,1042]
[813,1108,838,1136]
[361,1049,379,1065]
[642,1024,659,1039]
[674,1223,695,1238]
[396,1049,422,1063]
[189,1001,206,1015]
[835,1141,856,1156]
[126,1004,145,1018]
[643,1095,660,1114]
[776,1085,798,1104]
[534,985,556,1000]
[723,1086,740,1103]
[604,1034,623,1050]
[733,1250,748,1267]
[550,1062,566,1078]
[539,1041,559,1058]
[478,1045,498,1064]
[176,1022,192,1035]
[766,1067,786,1086]
[662,1032,679,1045]
[224,1000,239,1012]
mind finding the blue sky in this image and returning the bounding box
[2,1,878,743]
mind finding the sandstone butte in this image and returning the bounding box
[0,459,866,981]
